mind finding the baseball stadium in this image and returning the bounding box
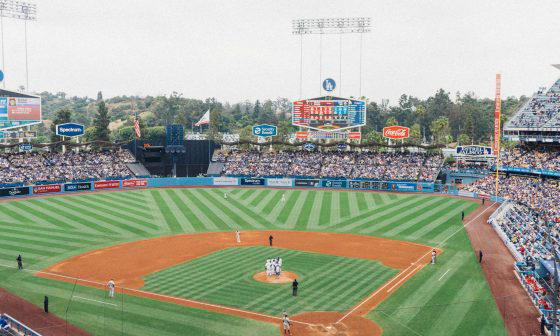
[1,2,560,336]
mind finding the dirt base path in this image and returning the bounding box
[0,288,89,336]
[38,231,435,335]
[464,203,540,336]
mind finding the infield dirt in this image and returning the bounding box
[39,231,435,335]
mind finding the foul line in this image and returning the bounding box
[438,269,450,281]
[74,296,118,306]
[335,202,497,324]
[0,264,315,327]
[387,265,422,293]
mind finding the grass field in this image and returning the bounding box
[143,246,398,316]
[0,188,507,335]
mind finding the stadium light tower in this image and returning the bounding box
[292,17,372,97]
[0,0,37,90]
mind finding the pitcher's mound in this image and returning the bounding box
[253,271,298,284]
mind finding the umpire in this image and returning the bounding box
[16,254,22,270]
[292,279,298,296]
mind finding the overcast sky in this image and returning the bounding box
[1,0,559,104]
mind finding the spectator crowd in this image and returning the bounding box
[0,149,135,185]
[500,146,560,172]
[215,150,443,181]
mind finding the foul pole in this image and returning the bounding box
[493,74,502,197]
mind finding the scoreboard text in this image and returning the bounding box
[292,97,366,131]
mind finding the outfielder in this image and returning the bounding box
[281,193,286,202]
[224,192,228,200]
[107,279,116,298]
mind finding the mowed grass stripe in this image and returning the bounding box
[41,198,119,234]
[333,195,420,231]
[380,197,459,237]
[409,202,474,240]
[64,195,160,231]
[276,191,302,225]
[150,190,183,234]
[339,192,350,218]
[83,193,153,220]
[356,192,368,212]
[306,191,324,229]
[173,190,217,232]
[318,192,332,227]
[186,189,237,231]
[362,197,450,234]
[9,201,78,230]
[0,234,78,252]
[0,225,101,246]
[27,198,109,232]
[53,196,150,236]
[253,189,279,212]
[97,191,148,210]
[293,191,316,230]
[260,191,283,214]
[159,189,197,233]
[202,190,270,229]
[349,196,434,232]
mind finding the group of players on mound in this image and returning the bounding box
[265,257,283,277]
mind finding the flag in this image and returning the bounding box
[134,117,141,137]
[195,109,210,127]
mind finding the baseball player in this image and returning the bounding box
[235,230,241,243]
[281,193,286,202]
[224,192,228,200]
[278,257,283,267]
[275,263,281,278]
[431,250,437,264]
[282,312,292,335]
[107,279,116,298]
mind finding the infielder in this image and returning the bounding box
[235,230,241,243]
[107,279,116,298]
[431,250,437,264]
[282,312,292,335]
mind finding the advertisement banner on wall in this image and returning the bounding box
[0,186,30,197]
[122,179,148,188]
[240,178,265,186]
[64,182,92,192]
[213,177,238,186]
[32,184,62,194]
[394,183,418,192]
[267,178,293,187]
[321,180,347,188]
[294,179,319,187]
[94,181,120,189]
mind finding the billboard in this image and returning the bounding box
[56,123,85,137]
[292,96,366,131]
[321,180,347,188]
[267,178,293,187]
[240,178,265,186]
[0,186,30,197]
[33,184,62,194]
[294,179,319,187]
[456,146,492,156]
[0,93,42,130]
[122,179,148,188]
[94,181,120,189]
[213,177,238,186]
[252,125,277,137]
[383,126,409,139]
[64,182,92,192]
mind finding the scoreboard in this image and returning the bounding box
[292,96,366,131]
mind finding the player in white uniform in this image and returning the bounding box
[265,259,271,276]
[282,312,292,335]
[235,230,241,243]
[224,192,228,199]
[281,193,286,202]
[107,279,115,298]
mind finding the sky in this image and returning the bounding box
[1,0,559,105]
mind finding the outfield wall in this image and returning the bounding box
[0,177,444,199]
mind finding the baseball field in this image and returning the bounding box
[0,188,506,335]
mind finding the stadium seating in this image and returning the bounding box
[216,150,443,181]
[0,149,136,185]
[505,79,560,129]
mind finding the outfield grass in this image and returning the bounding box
[0,188,506,335]
[143,247,398,316]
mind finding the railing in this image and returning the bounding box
[1,314,41,336]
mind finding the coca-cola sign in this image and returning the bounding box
[383,126,410,139]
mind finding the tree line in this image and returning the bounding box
[38,89,525,146]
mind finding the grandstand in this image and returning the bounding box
[215,150,443,182]
[503,65,560,143]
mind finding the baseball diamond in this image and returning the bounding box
[0,188,509,335]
